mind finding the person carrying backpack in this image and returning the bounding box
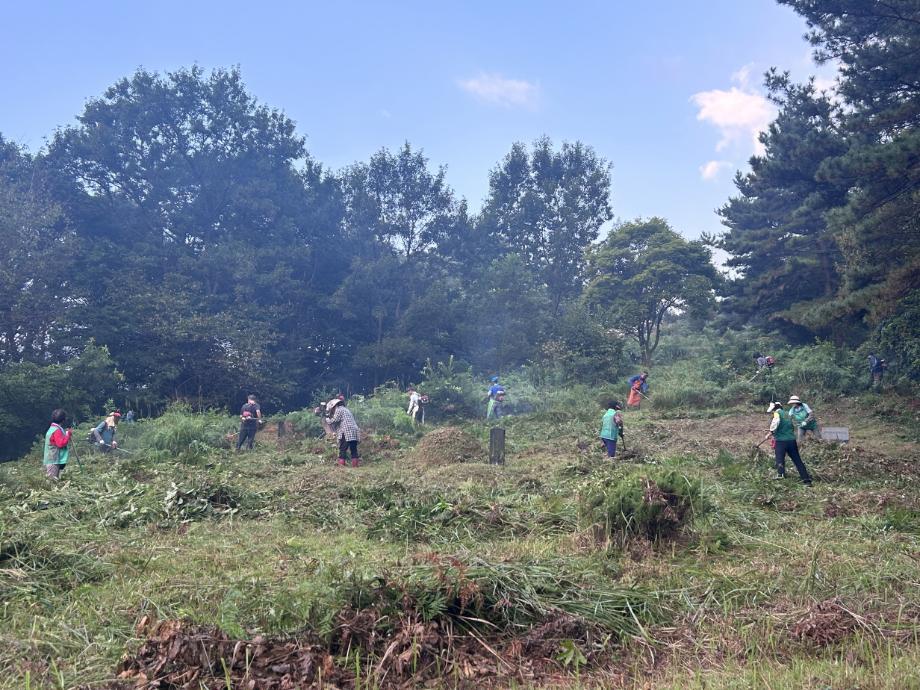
[44,409,73,480]
[236,394,262,451]
[486,376,506,419]
[599,400,625,459]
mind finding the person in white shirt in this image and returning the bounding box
[407,387,422,422]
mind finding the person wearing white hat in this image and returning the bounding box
[325,397,361,467]
[787,395,818,445]
[767,401,812,485]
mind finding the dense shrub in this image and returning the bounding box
[769,341,860,399]
[136,404,234,460]
[338,385,419,437]
[284,409,325,437]
[416,357,482,418]
[579,468,704,542]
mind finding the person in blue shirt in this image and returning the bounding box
[486,376,506,419]
[92,410,121,452]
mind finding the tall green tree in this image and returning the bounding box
[342,143,456,261]
[715,74,849,338]
[482,137,613,314]
[777,0,920,340]
[586,218,718,367]
[0,137,73,365]
[46,66,345,407]
[467,254,551,371]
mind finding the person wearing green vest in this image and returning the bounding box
[787,395,818,445]
[767,402,812,485]
[600,400,624,458]
[43,408,73,480]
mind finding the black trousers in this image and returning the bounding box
[338,436,359,459]
[237,423,257,450]
[774,439,812,482]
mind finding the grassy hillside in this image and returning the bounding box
[1,388,918,689]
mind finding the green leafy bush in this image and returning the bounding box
[770,341,859,399]
[284,409,325,437]
[579,468,704,542]
[136,403,234,460]
[418,356,482,418]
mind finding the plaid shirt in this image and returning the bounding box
[327,405,360,441]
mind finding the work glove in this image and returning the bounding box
[800,423,806,428]
[112,441,118,448]
[98,440,106,446]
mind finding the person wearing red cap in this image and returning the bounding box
[92,409,121,451]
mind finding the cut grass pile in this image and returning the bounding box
[406,426,486,467]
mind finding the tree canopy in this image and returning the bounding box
[2,0,919,457]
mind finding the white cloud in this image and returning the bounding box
[699,160,733,181]
[731,63,754,88]
[458,73,540,108]
[812,76,837,94]
[691,68,776,158]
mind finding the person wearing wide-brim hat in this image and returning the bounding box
[766,401,812,485]
[92,409,121,452]
[787,395,818,445]
[325,398,361,467]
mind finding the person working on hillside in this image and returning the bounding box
[763,402,812,485]
[787,395,818,445]
[626,372,648,409]
[868,353,886,388]
[599,400,625,459]
[326,397,361,467]
[236,394,262,451]
[44,409,73,480]
[486,376,506,419]
[92,410,121,452]
[407,387,422,422]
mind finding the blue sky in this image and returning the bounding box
[1,1,831,239]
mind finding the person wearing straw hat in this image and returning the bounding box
[91,409,121,452]
[325,397,361,467]
[787,395,818,445]
[766,401,812,485]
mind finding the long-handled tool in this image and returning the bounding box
[68,430,83,468]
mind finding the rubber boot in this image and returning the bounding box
[337,458,346,466]
[351,457,361,468]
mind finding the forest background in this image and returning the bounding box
[1,0,918,460]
